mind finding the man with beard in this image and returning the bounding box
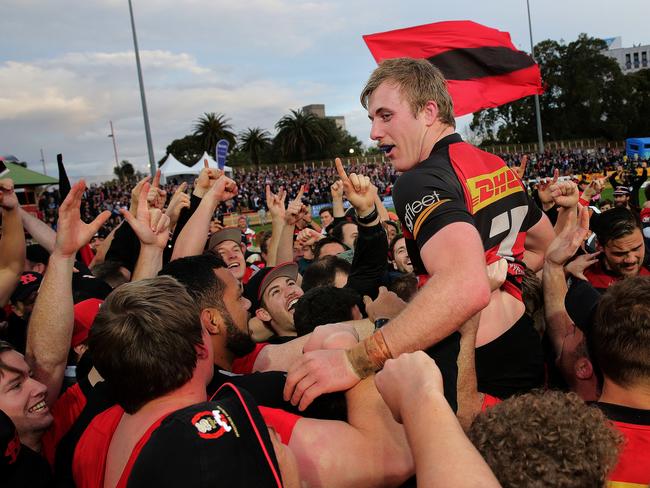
[160,256,304,408]
[584,207,650,292]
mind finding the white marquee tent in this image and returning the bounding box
[190,151,233,175]
[159,153,199,179]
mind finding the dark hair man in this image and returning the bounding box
[585,207,649,291]
[318,207,334,232]
[591,276,650,486]
[284,57,553,411]
[301,256,351,291]
[293,287,363,336]
[389,234,413,274]
[244,263,304,339]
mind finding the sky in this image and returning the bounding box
[2,0,648,181]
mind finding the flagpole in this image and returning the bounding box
[526,0,544,153]
[127,0,156,177]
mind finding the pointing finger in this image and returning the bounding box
[174,182,187,195]
[153,169,161,188]
[204,158,209,169]
[335,158,350,184]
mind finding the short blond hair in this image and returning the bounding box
[360,57,455,127]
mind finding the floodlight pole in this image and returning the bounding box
[108,120,120,167]
[527,0,544,153]
[128,0,156,176]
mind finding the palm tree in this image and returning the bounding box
[238,127,271,166]
[274,109,326,161]
[193,112,236,155]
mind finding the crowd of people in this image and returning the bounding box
[33,143,643,235]
[1,57,649,487]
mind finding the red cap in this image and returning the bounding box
[72,299,103,348]
[641,208,650,225]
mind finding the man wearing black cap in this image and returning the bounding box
[613,185,633,210]
[245,262,303,340]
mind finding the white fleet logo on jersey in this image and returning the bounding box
[403,191,450,238]
[192,407,237,440]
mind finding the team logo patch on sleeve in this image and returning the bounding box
[192,407,238,439]
[466,166,522,213]
[403,191,450,237]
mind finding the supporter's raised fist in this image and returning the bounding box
[296,228,322,247]
[536,168,559,207]
[335,158,377,216]
[207,175,238,203]
[549,180,579,210]
[375,351,444,423]
[194,160,224,198]
[0,179,19,210]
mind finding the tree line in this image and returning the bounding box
[160,110,364,168]
[470,34,650,145]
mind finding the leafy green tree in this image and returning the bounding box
[193,112,236,154]
[162,135,203,166]
[113,160,135,181]
[274,109,326,161]
[470,34,636,143]
[238,127,272,165]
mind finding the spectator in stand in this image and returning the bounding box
[237,214,256,250]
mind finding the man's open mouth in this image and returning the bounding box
[28,400,47,413]
[287,298,299,312]
[379,145,395,156]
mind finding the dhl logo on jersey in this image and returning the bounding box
[466,166,522,213]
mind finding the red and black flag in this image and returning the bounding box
[363,20,543,116]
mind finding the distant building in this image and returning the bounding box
[302,104,346,131]
[602,36,649,74]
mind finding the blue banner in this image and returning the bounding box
[216,139,229,170]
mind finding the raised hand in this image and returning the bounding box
[205,174,238,203]
[194,159,224,198]
[146,169,167,210]
[296,228,322,247]
[565,251,600,281]
[363,286,407,322]
[582,178,605,201]
[0,179,19,210]
[164,182,190,227]
[120,182,171,249]
[545,206,590,267]
[549,180,579,209]
[514,155,528,180]
[335,157,377,215]
[537,168,559,208]
[129,175,151,216]
[55,180,111,258]
[266,184,287,221]
[330,179,344,201]
[285,185,308,226]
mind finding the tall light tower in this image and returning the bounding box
[127,0,156,176]
[108,120,120,167]
[527,0,544,153]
